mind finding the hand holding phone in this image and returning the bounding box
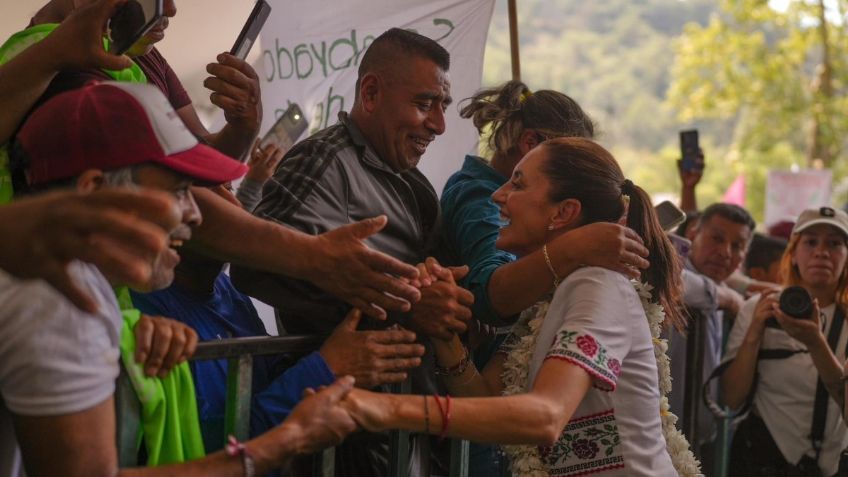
[678,129,703,174]
[261,104,309,152]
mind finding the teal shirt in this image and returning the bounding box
[439,155,515,327]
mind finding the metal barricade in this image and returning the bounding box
[115,334,470,476]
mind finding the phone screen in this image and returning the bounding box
[679,129,700,173]
[109,0,163,55]
[261,104,309,151]
[654,200,686,231]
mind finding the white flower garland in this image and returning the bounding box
[499,282,703,477]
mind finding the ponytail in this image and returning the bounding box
[460,80,594,159]
[623,181,684,330]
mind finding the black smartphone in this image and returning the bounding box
[679,129,701,173]
[231,0,272,60]
[108,0,163,55]
[260,104,309,151]
[654,200,686,232]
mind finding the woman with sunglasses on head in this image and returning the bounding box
[721,207,848,477]
[343,138,701,476]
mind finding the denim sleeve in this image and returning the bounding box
[441,181,515,326]
[250,351,336,435]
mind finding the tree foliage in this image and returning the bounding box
[481,0,848,224]
[668,0,848,219]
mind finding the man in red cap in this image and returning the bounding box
[1,81,359,477]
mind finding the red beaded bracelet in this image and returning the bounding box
[432,394,452,441]
[226,435,255,477]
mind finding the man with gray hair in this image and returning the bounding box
[3,81,358,477]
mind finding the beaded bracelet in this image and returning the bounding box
[432,393,452,441]
[226,435,255,477]
[423,394,430,434]
[434,346,471,377]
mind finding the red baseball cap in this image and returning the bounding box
[18,81,247,186]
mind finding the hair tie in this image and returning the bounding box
[621,179,634,192]
[520,90,533,103]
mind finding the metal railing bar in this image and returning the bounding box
[190,335,325,361]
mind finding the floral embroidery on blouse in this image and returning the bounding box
[540,409,625,476]
[546,330,620,391]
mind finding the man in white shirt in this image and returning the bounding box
[1,81,357,477]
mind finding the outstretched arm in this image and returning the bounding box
[344,358,591,446]
[14,378,357,477]
[189,186,419,319]
[0,188,179,313]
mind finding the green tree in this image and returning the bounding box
[668,0,848,218]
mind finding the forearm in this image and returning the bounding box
[680,186,697,213]
[119,424,301,477]
[721,335,761,409]
[191,186,315,280]
[385,393,563,446]
[0,40,62,143]
[488,241,579,317]
[808,339,845,409]
[206,123,258,161]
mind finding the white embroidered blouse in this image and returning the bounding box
[499,267,677,476]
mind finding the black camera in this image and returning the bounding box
[765,286,813,328]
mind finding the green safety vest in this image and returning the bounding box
[117,288,206,464]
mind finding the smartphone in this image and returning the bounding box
[654,200,686,232]
[231,0,272,60]
[108,0,163,55]
[260,104,309,151]
[679,129,701,173]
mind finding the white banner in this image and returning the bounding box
[255,0,495,193]
[764,169,833,226]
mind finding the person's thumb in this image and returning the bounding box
[450,265,470,281]
[341,308,362,331]
[348,215,387,239]
[328,375,356,399]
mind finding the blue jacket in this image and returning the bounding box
[131,274,335,452]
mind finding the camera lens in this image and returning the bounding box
[778,286,813,320]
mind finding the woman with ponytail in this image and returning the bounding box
[440,81,650,343]
[342,138,700,476]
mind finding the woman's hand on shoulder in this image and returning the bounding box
[556,223,649,279]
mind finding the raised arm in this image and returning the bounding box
[0,0,132,144]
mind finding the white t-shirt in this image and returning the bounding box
[724,295,848,476]
[0,262,121,477]
[501,267,676,476]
